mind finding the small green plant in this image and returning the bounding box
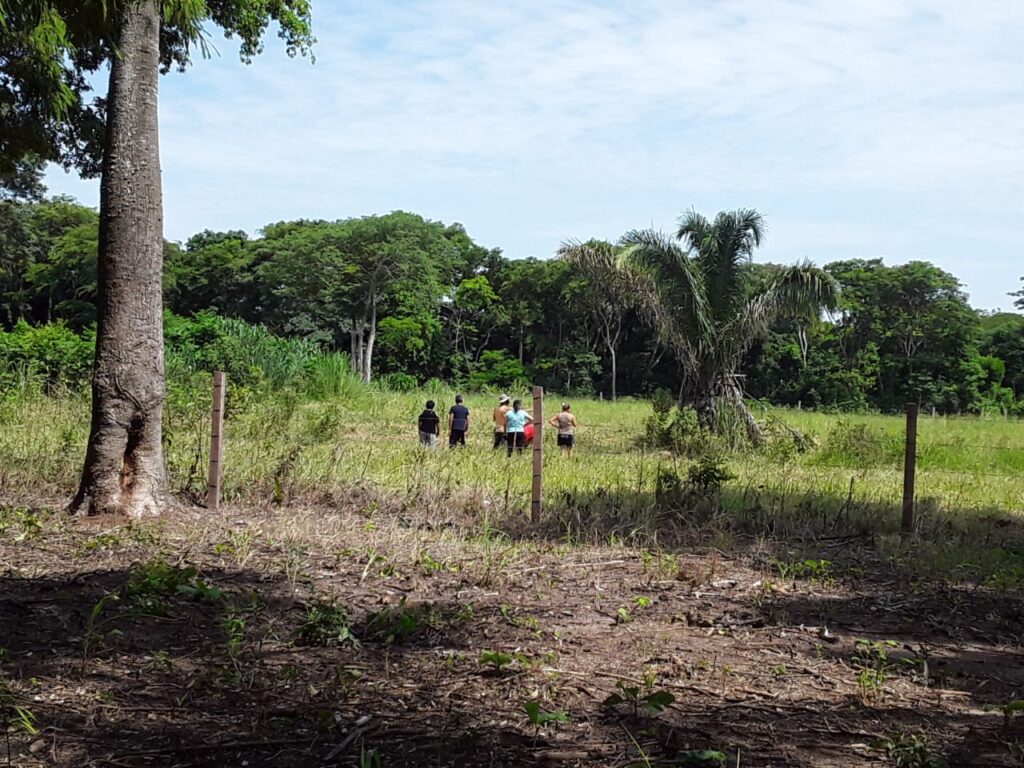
[479,650,514,672]
[523,699,569,741]
[686,455,733,493]
[177,578,225,601]
[988,699,1024,728]
[83,593,121,664]
[124,559,200,615]
[295,601,358,647]
[359,745,383,768]
[871,733,946,767]
[364,597,440,644]
[223,610,247,660]
[773,557,833,583]
[603,678,675,717]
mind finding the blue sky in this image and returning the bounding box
[46,0,1024,311]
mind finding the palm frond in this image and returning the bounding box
[679,208,765,325]
[615,229,712,370]
[719,260,839,365]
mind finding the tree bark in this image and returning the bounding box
[70,0,166,518]
[362,296,376,383]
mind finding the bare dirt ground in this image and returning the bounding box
[1,497,1023,767]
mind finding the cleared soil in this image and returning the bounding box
[1,498,1023,767]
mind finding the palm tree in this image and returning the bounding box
[565,209,838,443]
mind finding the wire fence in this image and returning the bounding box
[2,385,1024,522]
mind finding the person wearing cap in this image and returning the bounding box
[492,394,511,450]
[549,402,579,457]
[448,394,470,448]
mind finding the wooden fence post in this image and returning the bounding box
[531,385,543,522]
[206,371,226,511]
[901,402,918,537]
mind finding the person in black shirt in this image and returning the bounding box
[448,394,470,447]
[417,400,440,448]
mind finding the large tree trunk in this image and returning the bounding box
[71,0,166,518]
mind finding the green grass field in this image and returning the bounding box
[3,384,1023,538]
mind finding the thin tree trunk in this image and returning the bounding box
[610,347,617,402]
[362,296,376,383]
[71,0,166,518]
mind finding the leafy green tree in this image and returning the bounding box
[1,1,314,516]
[164,230,254,317]
[590,209,837,440]
[978,312,1024,404]
[826,259,982,412]
[1012,278,1024,311]
[445,274,505,377]
[557,240,637,400]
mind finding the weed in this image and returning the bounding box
[479,650,514,672]
[871,733,946,767]
[359,745,383,768]
[83,593,122,664]
[364,597,439,644]
[295,601,358,647]
[603,678,675,717]
[686,456,733,494]
[123,559,203,615]
[523,699,569,741]
[774,557,833,583]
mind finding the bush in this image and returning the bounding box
[0,321,94,393]
[814,420,902,467]
[468,350,526,391]
[376,372,418,392]
[642,393,704,455]
[165,311,321,390]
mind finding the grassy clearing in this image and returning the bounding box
[3,383,1023,512]
[2,382,1024,582]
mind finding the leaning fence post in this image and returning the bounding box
[531,385,544,522]
[901,402,918,537]
[206,371,227,511]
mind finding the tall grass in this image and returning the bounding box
[2,381,1024,580]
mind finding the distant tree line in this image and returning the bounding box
[2,195,1023,415]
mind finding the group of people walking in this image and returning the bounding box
[417,393,578,456]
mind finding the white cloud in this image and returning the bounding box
[45,0,1024,309]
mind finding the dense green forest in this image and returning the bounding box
[2,195,1023,414]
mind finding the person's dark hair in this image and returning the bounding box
[562,402,571,411]
[512,399,522,411]
[455,394,464,404]
[426,400,435,409]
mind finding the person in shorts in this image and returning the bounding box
[417,400,440,448]
[504,399,533,456]
[448,394,470,447]
[492,394,511,449]
[549,402,578,456]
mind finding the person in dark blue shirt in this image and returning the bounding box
[448,394,470,447]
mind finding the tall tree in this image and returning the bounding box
[2,1,313,516]
[603,209,838,441]
[557,241,634,400]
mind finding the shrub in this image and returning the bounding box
[467,350,526,391]
[0,321,94,393]
[814,419,901,467]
